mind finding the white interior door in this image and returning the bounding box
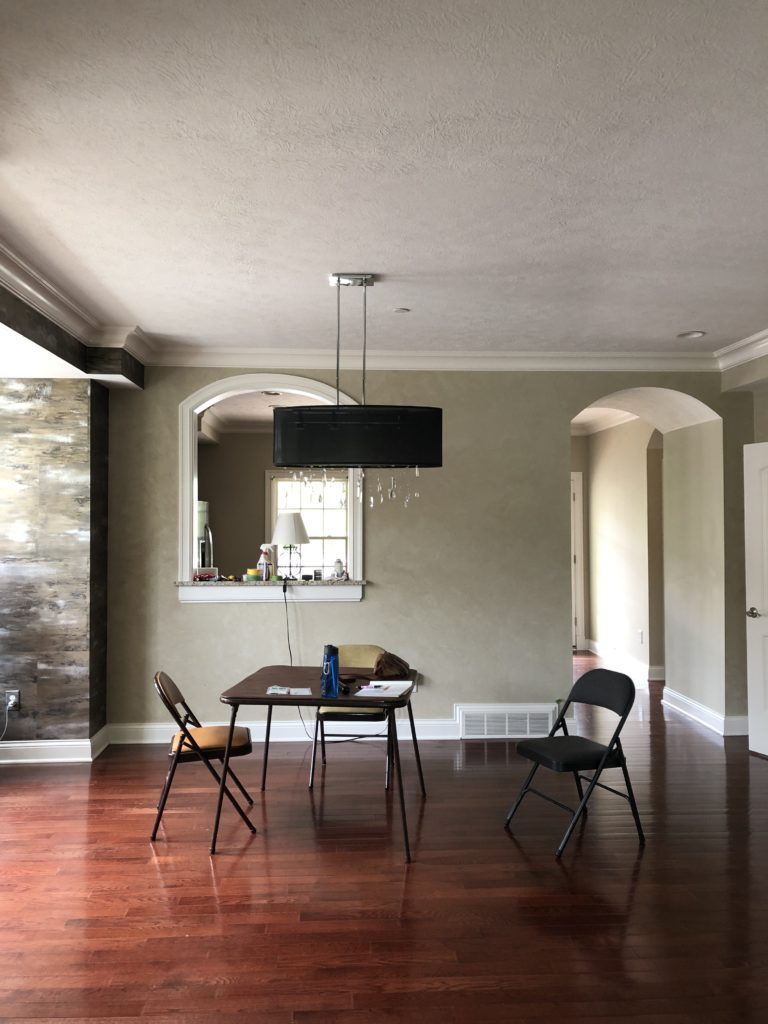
[744,442,768,756]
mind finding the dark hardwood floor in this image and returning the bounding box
[1,663,767,1023]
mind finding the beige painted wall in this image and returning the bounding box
[570,436,590,641]
[646,436,665,670]
[664,420,725,713]
[106,367,752,726]
[570,436,589,474]
[198,433,273,577]
[587,419,655,679]
[717,391,751,716]
[752,388,768,442]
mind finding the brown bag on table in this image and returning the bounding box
[373,651,410,678]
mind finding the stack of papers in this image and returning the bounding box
[355,681,411,697]
[266,686,313,696]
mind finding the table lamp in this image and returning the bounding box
[271,512,310,579]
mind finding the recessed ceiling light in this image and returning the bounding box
[676,330,706,339]
[394,307,411,313]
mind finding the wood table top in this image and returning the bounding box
[220,664,416,708]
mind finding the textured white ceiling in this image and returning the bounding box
[2,0,768,362]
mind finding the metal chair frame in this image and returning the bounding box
[151,671,256,841]
[308,698,426,798]
[504,668,645,858]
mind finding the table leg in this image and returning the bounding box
[389,709,412,863]
[406,700,427,797]
[210,704,238,855]
[261,704,273,791]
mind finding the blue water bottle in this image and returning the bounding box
[321,644,340,698]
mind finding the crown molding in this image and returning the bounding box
[714,327,768,370]
[146,342,718,373]
[2,237,763,375]
[0,240,99,342]
[89,325,158,363]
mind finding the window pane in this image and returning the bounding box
[278,480,301,510]
[324,481,347,508]
[301,509,324,536]
[323,509,347,537]
[299,539,324,573]
[324,539,347,567]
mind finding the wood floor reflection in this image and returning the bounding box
[1,674,766,1023]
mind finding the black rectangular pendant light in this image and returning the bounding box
[272,272,443,470]
[273,405,442,469]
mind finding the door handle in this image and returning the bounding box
[747,607,761,618]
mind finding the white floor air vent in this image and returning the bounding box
[457,703,556,739]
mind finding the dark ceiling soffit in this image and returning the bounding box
[85,346,144,388]
[0,281,144,389]
[0,281,86,371]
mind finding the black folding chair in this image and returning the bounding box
[504,668,645,857]
[150,671,256,841]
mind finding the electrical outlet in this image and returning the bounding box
[5,689,20,710]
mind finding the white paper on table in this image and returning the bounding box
[288,687,312,695]
[354,681,412,697]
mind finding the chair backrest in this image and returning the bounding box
[338,644,385,669]
[567,668,635,718]
[154,671,201,731]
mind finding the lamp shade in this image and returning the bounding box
[273,405,442,469]
[271,512,310,546]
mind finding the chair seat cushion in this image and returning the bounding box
[516,735,622,772]
[171,725,252,756]
[318,705,387,719]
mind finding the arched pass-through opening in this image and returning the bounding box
[178,373,358,581]
[572,387,725,719]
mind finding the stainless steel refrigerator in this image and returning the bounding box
[197,500,214,567]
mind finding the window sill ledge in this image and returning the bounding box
[176,580,366,603]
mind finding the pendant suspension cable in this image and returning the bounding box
[362,280,368,406]
[335,279,341,405]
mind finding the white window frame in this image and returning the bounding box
[266,470,361,579]
[177,373,363,602]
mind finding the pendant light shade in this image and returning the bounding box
[273,404,442,468]
[272,273,443,470]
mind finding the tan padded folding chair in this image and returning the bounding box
[150,670,256,841]
[309,644,388,788]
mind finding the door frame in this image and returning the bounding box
[571,472,586,651]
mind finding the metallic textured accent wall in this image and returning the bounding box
[0,379,107,739]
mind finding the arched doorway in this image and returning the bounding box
[571,387,725,721]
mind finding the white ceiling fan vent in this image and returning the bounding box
[457,704,556,740]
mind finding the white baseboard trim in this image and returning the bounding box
[661,687,748,737]
[0,738,94,764]
[108,715,463,745]
[0,700,595,764]
[90,725,111,760]
[586,639,650,689]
